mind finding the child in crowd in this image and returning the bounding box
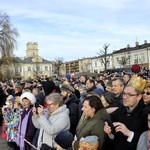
[2,95,22,150]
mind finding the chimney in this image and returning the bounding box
[127,44,130,49]
[144,40,147,44]
[135,41,139,47]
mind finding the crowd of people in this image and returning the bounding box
[0,64,150,150]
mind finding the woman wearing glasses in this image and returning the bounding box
[32,93,70,150]
[142,85,150,105]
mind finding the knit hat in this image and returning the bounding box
[65,73,71,81]
[20,92,36,105]
[79,136,99,150]
[54,131,74,149]
[60,84,75,93]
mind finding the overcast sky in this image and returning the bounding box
[1,0,150,61]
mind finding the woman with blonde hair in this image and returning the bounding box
[142,85,150,105]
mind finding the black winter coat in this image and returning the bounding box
[105,100,147,150]
[65,94,80,136]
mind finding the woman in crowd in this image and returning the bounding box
[142,85,150,105]
[136,106,150,150]
[73,95,110,150]
[16,92,37,150]
[32,93,70,150]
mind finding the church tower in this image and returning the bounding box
[26,42,39,57]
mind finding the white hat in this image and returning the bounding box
[20,92,36,105]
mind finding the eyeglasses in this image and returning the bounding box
[122,92,138,98]
[47,102,55,107]
[143,92,150,95]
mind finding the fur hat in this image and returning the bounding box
[54,131,74,149]
[20,92,36,105]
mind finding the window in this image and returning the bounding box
[95,62,97,67]
[140,53,145,62]
[28,66,31,71]
[45,66,48,71]
[134,54,138,63]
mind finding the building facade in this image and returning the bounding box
[15,42,53,80]
[12,40,150,80]
[62,41,150,75]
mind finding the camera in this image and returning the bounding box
[34,102,40,108]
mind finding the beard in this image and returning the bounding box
[62,95,68,101]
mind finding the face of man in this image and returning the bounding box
[122,86,141,111]
[85,80,94,90]
[123,74,130,84]
[60,90,69,100]
[112,80,124,96]
[79,76,86,83]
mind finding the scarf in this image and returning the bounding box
[16,109,32,150]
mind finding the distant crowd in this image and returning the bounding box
[0,64,150,150]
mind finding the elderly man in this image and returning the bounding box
[104,75,148,150]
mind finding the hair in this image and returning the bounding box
[86,79,96,86]
[83,95,104,113]
[125,84,143,95]
[46,93,64,106]
[106,79,112,87]
[112,77,125,87]
[144,85,150,93]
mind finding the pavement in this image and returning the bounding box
[0,127,8,149]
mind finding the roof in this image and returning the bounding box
[113,43,150,54]
[23,57,51,64]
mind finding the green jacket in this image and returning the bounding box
[74,108,110,150]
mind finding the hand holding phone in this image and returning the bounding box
[105,119,116,135]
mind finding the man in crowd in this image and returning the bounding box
[60,84,80,136]
[104,75,148,150]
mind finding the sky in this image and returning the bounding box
[1,0,150,62]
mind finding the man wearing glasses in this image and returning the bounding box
[104,75,148,150]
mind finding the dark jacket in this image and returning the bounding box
[65,94,80,136]
[74,109,110,150]
[106,100,147,150]
[87,86,104,96]
[21,107,37,150]
[106,92,123,107]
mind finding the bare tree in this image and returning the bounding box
[97,43,110,73]
[0,11,19,80]
[54,57,64,76]
[118,56,129,68]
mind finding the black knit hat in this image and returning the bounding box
[54,131,74,149]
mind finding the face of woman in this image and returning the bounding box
[82,100,95,118]
[47,100,59,113]
[143,88,150,105]
[22,98,31,109]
